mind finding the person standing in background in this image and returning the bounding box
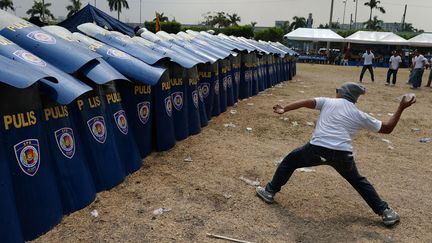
[411,50,429,89]
[359,48,375,82]
[386,51,402,86]
[426,57,432,88]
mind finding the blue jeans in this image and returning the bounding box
[412,68,424,88]
[266,143,388,215]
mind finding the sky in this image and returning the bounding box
[8,0,432,32]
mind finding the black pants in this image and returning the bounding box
[386,69,398,84]
[266,143,388,215]
[360,65,374,81]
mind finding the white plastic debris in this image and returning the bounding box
[297,168,315,172]
[283,118,289,121]
[387,113,394,116]
[239,176,260,186]
[230,109,237,114]
[291,121,299,126]
[184,156,193,162]
[298,91,305,94]
[90,209,99,218]
[381,139,392,144]
[223,193,232,199]
[278,99,284,102]
[306,122,315,126]
[279,117,284,120]
[223,122,236,128]
[246,127,253,131]
[377,113,382,117]
[419,138,432,143]
[369,112,375,116]
[388,145,394,150]
[153,207,171,216]
[411,128,420,132]
[247,103,254,106]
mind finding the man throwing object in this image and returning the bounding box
[256,82,416,226]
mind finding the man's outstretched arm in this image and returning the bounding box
[379,95,416,134]
[273,98,316,114]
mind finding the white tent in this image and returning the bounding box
[284,28,345,42]
[345,31,407,45]
[408,33,432,47]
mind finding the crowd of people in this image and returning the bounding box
[357,48,431,90]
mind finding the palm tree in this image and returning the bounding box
[227,13,241,26]
[364,0,385,23]
[364,16,383,30]
[66,0,82,18]
[26,1,55,21]
[107,0,129,20]
[0,0,15,11]
[289,16,306,30]
[153,12,169,22]
[210,12,230,28]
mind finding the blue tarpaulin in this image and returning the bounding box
[58,4,135,37]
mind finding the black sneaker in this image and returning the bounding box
[256,186,275,203]
[381,207,400,226]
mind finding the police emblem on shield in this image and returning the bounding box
[13,50,47,67]
[200,83,210,99]
[137,101,150,125]
[214,80,220,95]
[222,77,228,91]
[114,110,128,135]
[165,96,173,117]
[55,128,75,159]
[192,90,199,109]
[13,139,40,176]
[107,48,129,59]
[171,92,183,111]
[87,116,107,143]
[27,31,56,44]
[226,75,233,88]
[234,72,240,84]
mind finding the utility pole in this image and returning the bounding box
[42,0,45,22]
[350,13,353,29]
[401,4,407,31]
[94,0,97,7]
[342,0,347,25]
[354,0,358,29]
[140,0,142,24]
[326,0,334,59]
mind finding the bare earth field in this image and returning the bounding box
[35,64,432,243]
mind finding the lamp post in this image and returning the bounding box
[326,0,334,59]
[42,0,45,22]
[139,0,142,24]
[342,0,347,25]
[354,0,358,29]
[94,0,97,7]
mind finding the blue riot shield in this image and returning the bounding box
[0,144,23,243]
[230,55,241,104]
[41,97,96,214]
[211,62,221,117]
[218,60,228,113]
[184,67,202,135]
[152,71,176,151]
[251,55,259,95]
[168,63,189,141]
[117,82,153,158]
[98,82,142,174]
[0,83,63,241]
[197,63,215,121]
[222,58,234,107]
[69,90,126,192]
[239,53,253,99]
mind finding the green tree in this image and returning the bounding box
[364,16,383,30]
[254,27,284,42]
[0,0,15,11]
[107,0,129,20]
[227,13,241,26]
[153,12,169,22]
[66,0,82,18]
[250,21,257,27]
[364,0,385,23]
[26,1,55,21]
[289,16,306,30]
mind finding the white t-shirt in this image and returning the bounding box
[414,55,428,69]
[310,97,382,152]
[362,52,375,65]
[389,55,402,70]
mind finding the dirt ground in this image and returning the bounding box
[34,64,432,243]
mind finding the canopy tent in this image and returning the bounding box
[407,33,432,47]
[345,31,408,45]
[58,4,134,36]
[284,28,345,42]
